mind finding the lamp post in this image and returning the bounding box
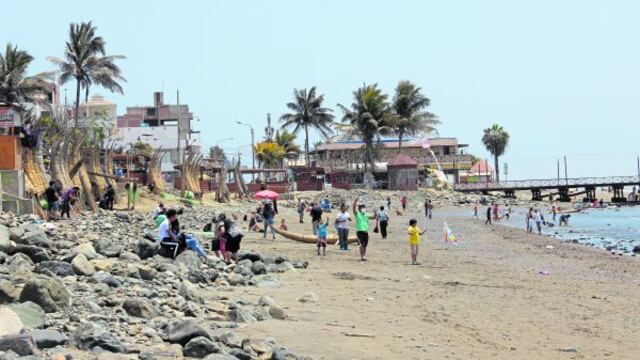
[236,121,255,181]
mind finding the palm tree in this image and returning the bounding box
[391,80,440,152]
[338,83,394,184]
[274,129,300,154]
[254,141,286,169]
[481,123,510,183]
[279,87,334,166]
[0,43,52,105]
[208,145,226,164]
[48,22,126,128]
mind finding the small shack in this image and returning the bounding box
[387,153,419,191]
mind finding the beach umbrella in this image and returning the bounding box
[254,190,279,200]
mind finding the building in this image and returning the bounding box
[114,91,200,172]
[77,94,118,133]
[312,137,475,184]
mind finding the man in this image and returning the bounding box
[309,202,323,235]
[104,184,115,210]
[297,199,306,223]
[335,204,352,250]
[61,186,80,219]
[485,202,493,225]
[262,200,276,239]
[401,196,408,211]
[353,196,377,261]
[157,209,180,258]
[44,181,60,221]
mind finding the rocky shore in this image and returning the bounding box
[0,208,309,360]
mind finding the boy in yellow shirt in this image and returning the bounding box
[408,219,427,265]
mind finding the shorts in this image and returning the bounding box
[317,236,327,247]
[211,238,221,251]
[226,234,242,253]
[409,240,420,246]
[48,201,59,211]
[357,231,369,248]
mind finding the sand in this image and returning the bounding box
[218,206,640,360]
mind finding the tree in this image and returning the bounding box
[481,123,509,183]
[274,129,300,154]
[48,22,126,128]
[279,87,334,166]
[132,141,153,157]
[254,141,286,169]
[0,43,52,104]
[208,145,226,163]
[391,80,440,152]
[338,83,394,185]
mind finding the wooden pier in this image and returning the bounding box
[454,176,640,202]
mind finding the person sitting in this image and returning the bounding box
[157,209,182,258]
[154,203,166,219]
[279,218,288,231]
[248,212,260,232]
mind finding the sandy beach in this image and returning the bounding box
[221,205,640,360]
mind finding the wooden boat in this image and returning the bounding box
[273,227,359,244]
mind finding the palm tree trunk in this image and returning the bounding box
[494,155,500,183]
[304,125,310,167]
[74,79,81,128]
[398,128,404,153]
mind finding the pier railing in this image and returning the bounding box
[454,175,640,191]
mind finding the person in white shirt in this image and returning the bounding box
[157,209,178,245]
[153,203,166,219]
[335,204,352,250]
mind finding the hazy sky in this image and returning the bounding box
[4,0,640,179]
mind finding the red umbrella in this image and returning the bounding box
[254,190,279,200]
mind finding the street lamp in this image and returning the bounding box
[236,121,255,180]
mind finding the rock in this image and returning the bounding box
[242,338,272,357]
[252,306,272,321]
[136,265,157,281]
[633,245,640,254]
[0,307,23,337]
[19,276,72,313]
[161,318,211,346]
[269,305,287,320]
[0,280,20,304]
[126,264,140,279]
[14,244,49,263]
[71,253,95,276]
[203,354,238,360]
[227,307,257,323]
[228,274,247,286]
[297,292,318,303]
[228,348,252,360]
[272,346,298,360]
[251,261,267,275]
[183,336,222,358]
[176,251,201,272]
[256,275,281,288]
[218,332,242,348]
[258,295,277,307]
[0,226,17,254]
[240,252,263,262]
[70,322,125,353]
[89,259,113,272]
[92,271,123,288]
[18,231,52,248]
[135,240,159,260]
[119,251,141,262]
[7,302,45,329]
[139,343,184,360]
[29,329,67,348]
[34,261,74,277]
[122,298,158,319]
[0,334,38,356]
[179,280,204,304]
[74,242,98,260]
[7,252,34,267]
[0,251,6,264]
[94,238,123,258]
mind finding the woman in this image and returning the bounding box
[335,204,352,250]
[376,206,389,239]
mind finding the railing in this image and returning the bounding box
[454,176,640,191]
[315,154,474,169]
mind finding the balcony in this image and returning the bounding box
[315,154,474,170]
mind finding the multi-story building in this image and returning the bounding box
[77,94,118,134]
[312,137,475,184]
[114,91,200,172]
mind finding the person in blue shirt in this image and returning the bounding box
[316,216,329,256]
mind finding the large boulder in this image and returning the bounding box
[94,238,123,258]
[183,336,222,358]
[0,280,20,304]
[14,244,50,263]
[8,301,46,329]
[18,230,52,248]
[19,276,72,313]
[176,251,201,273]
[34,261,75,277]
[161,319,211,346]
[0,306,23,337]
[71,253,95,276]
[136,265,157,281]
[0,333,38,356]
[29,329,67,349]
[135,239,160,260]
[179,280,204,304]
[251,261,267,275]
[0,225,17,254]
[74,243,98,260]
[226,307,257,323]
[122,298,158,319]
[70,322,125,353]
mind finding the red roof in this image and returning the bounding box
[469,161,494,174]
[388,153,419,167]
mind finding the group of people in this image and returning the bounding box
[43,180,116,221]
[480,202,511,224]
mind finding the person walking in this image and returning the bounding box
[377,206,389,239]
[309,202,323,235]
[473,202,479,218]
[261,200,276,239]
[427,200,433,219]
[335,204,352,250]
[386,197,391,210]
[353,196,377,261]
[44,181,60,221]
[297,199,306,223]
[401,196,408,212]
[485,203,492,225]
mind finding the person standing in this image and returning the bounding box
[104,184,115,210]
[473,202,479,218]
[485,203,492,225]
[376,206,389,239]
[386,197,391,210]
[492,203,500,222]
[408,219,427,265]
[60,186,80,219]
[401,196,408,212]
[353,196,377,261]
[297,199,306,223]
[44,181,60,221]
[427,200,433,219]
[309,202,323,235]
[335,204,352,250]
[316,216,329,256]
[551,204,557,222]
[261,200,276,240]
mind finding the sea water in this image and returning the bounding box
[499,206,640,253]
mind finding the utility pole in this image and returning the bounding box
[563,155,568,185]
[265,113,274,141]
[557,159,560,181]
[637,155,639,184]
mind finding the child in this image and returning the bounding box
[316,217,329,256]
[279,218,288,231]
[408,219,427,265]
[248,212,260,232]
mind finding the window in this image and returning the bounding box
[146,108,156,116]
[444,147,451,155]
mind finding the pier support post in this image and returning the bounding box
[611,185,626,203]
[531,188,542,201]
[504,190,515,198]
[584,186,596,202]
[558,187,570,202]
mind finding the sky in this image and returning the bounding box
[3,0,640,180]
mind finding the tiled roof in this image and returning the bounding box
[388,153,419,166]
